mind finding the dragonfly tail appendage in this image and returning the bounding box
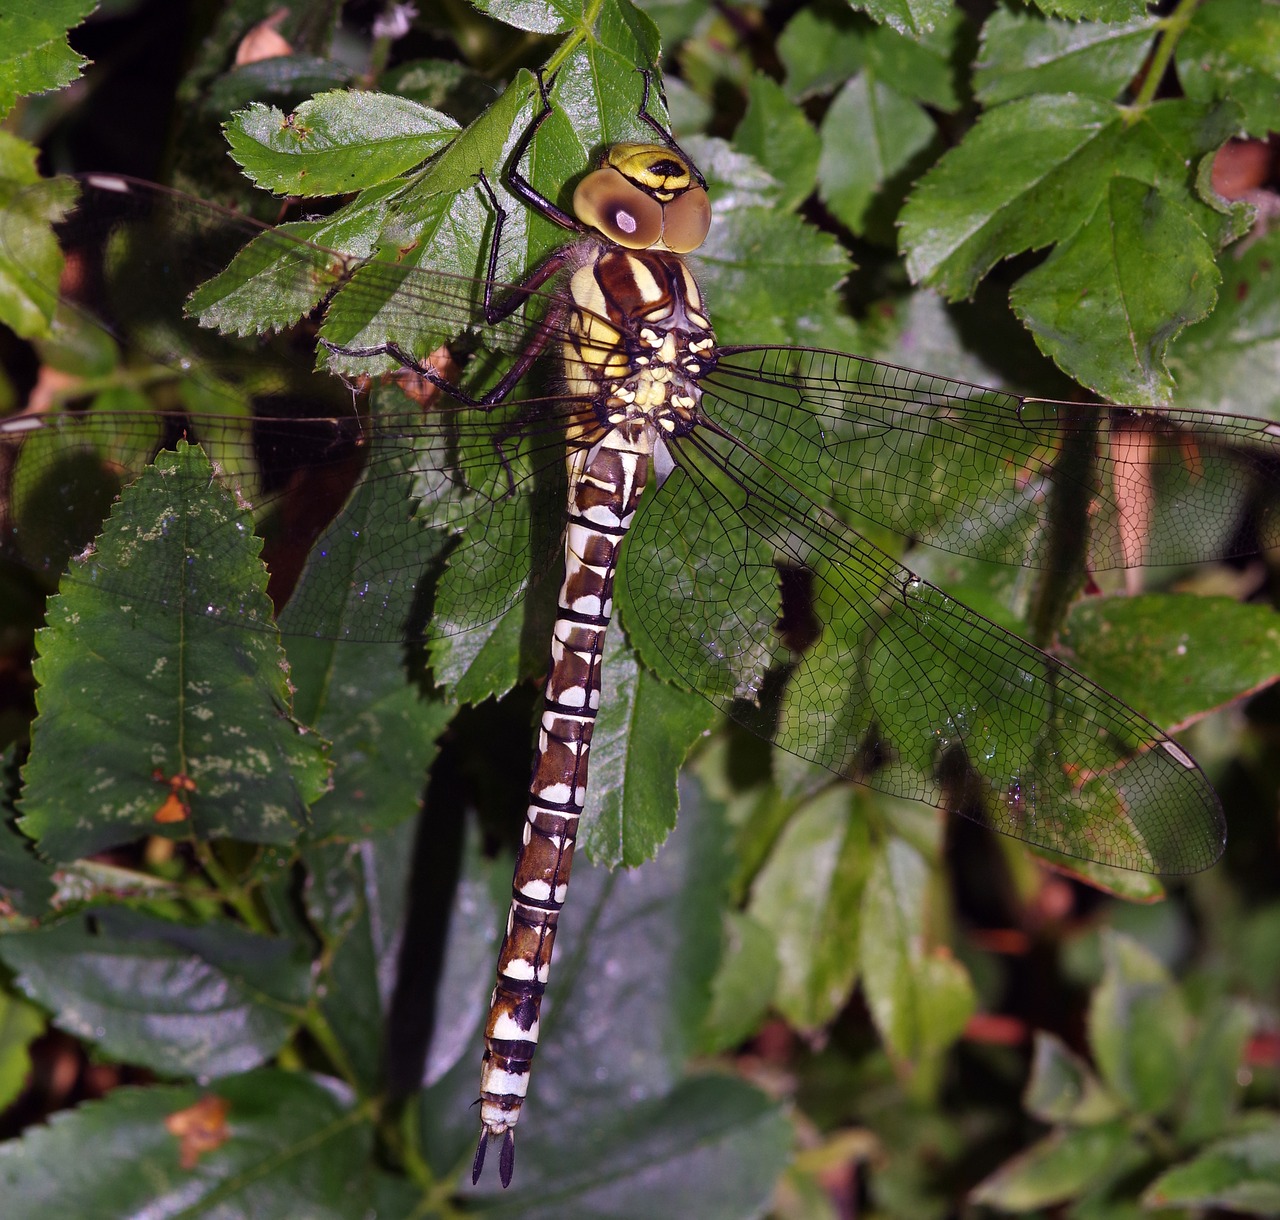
[473,439,652,1186]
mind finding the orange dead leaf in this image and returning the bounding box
[236,10,292,65]
[165,1094,231,1169]
[152,771,197,823]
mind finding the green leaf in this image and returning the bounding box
[817,71,936,241]
[1087,931,1189,1117]
[225,92,461,196]
[0,1,96,118]
[1179,0,1280,137]
[858,835,974,1069]
[499,1079,794,1218]
[471,776,790,1207]
[0,907,311,1077]
[580,629,717,868]
[1144,1119,1280,1213]
[1024,1032,1123,1126]
[747,786,870,1030]
[1037,0,1148,18]
[975,9,1160,106]
[0,144,76,340]
[0,989,44,1111]
[1010,176,1222,404]
[778,4,961,107]
[853,0,952,40]
[734,73,820,212]
[694,142,856,349]
[0,747,54,917]
[471,0,577,36]
[703,910,778,1053]
[777,6,868,99]
[1061,595,1280,729]
[1171,227,1280,419]
[0,1070,375,1218]
[278,439,454,839]
[302,820,418,1092]
[1176,1000,1253,1145]
[900,95,1242,397]
[18,443,327,861]
[970,1120,1139,1210]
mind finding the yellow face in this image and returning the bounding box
[571,143,711,254]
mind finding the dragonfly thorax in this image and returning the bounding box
[565,245,713,444]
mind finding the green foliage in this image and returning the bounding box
[971,933,1277,1214]
[0,1,1277,1218]
[0,2,96,120]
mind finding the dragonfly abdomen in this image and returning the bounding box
[474,433,653,1186]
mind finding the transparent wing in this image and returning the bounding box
[621,420,1227,876]
[706,345,1280,572]
[1,175,605,642]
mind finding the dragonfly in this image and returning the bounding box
[2,70,1274,1186]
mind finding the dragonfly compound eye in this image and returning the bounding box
[660,186,711,253]
[573,167,663,249]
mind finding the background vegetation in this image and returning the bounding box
[0,1,1277,1216]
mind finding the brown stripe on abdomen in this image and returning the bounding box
[473,440,651,1186]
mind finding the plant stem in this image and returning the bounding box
[1133,0,1201,112]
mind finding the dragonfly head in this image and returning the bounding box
[572,142,711,255]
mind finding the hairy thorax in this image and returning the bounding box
[563,244,716,450]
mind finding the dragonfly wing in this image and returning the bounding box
[621,419,1226,875]
[707,345,1280,572]
[2,175,592,645]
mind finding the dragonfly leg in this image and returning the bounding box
[633,68,707,190]
[499,69,579,236]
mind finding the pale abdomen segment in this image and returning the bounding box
[473,436,652,1186]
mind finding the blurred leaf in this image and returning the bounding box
[450,776,790,1205]
[777,7,868,99]
[778,5,960,107]
[747,786,870,1030]
[853,0,952,40]
[1024,1032,1123,1126]
[0,747,54,917]
[19,443,327,861]
[1178,0,1280,137]
[1087,931,1189,1117]
[734,74,820,212]
[859,836,974,1069]
[0,907,310,1077]
[279,444,454,839]
[970,1120,1139,1210]
[0,141,76,340]
[0,989,43,1111]
[303,820,417,1092]
[226,92,460,196]
[0,1070,374,1218]
[1144,1119,1280,1213]
[703,910,778,1053]
[975,9,1158,106]
[817,72,935,240]
[1176,999,1253,1145]
[694,144,857,350]
[1171,227,1280,419]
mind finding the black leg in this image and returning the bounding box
[635,68,706,189]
